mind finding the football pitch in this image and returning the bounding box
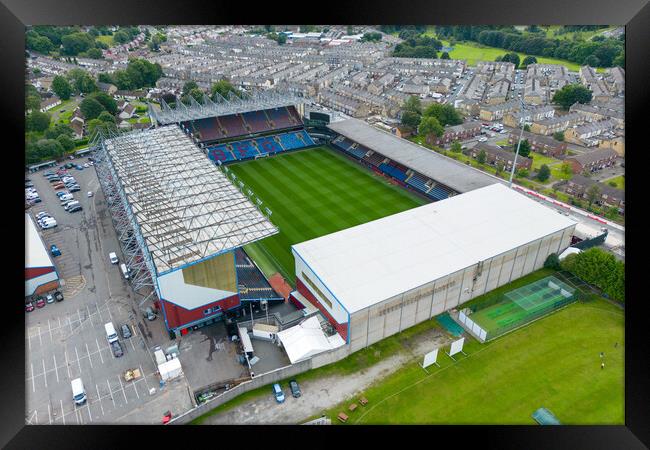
[228,146,427,283]
[338,299,624,424]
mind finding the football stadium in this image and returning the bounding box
[94,90,576,351]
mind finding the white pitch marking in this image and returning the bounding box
[48,319,53,342]
[42,359,47,388]
[75,346,82,373]
[38,327,42,347]
[86,402,93,422]
[96,338,104,364]
[64,350,72,378]
[53,354,59,382]
[31,363,35,393]
[107,380,116,408]
[96,384,105,416]
[60,400,65,425]
[118,375,128,404]
[85,343,94,369]
[48,403,52,424]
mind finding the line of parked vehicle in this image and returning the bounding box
[272,379,301,403]
[25,290,65,312]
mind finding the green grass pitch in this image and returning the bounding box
[228,146,427,283]
[338,298,624,424]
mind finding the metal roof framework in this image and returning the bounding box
[93,125,278,309]
[149,88,305,125]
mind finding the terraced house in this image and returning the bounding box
[507,130,567,158]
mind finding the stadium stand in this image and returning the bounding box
[406,172,431,193]
[218,114,248,138]
[379,163,407,181]
[244,110,272,134]
[255,136,283,154]
[297,130,315,146]
[364,151,386,167]
[192,117,224,141]
[207,145,237,163]
[206,130,314,164]
[429,184,451,200]
[235,249,284,302]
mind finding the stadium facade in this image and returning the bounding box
[290,184,577,352]
[25,213,60,297]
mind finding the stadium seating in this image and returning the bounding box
[255,136,283,154]
[278,132,305,151]
[379,163,407,181]
[267,107,296,130]
[406,172,430,193]
[287,106,303,125]
[191,117,224,142]
[235,249,284,302]
[429,184,450,200]
[244,110,272,134]
[231,139,260,159]
[218,114,248,138]
[206,144,237,163]
[364,151,386,167]
[297,130,315,146]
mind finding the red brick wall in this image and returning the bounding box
[163,294,240,331]
[26,267,55,279]
[296,278,348,342]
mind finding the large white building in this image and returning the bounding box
[290,184,577,352]
[25,214,60,297]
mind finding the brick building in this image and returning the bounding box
[470,142,532,171]
[507,130,567,158]
[564,148,618,174]
[562,175,624,213]
[427,121,482,146]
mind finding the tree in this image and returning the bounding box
[495,161,505,175]
[84,48,103,59]
[523,124,531,132]
[67,68,98,94]
[517,139,531,158]
[182,80,198,95]
[97,111,115,123]
[88,92,117,115]
[552,83,593,110]
[500,52,521,68]
[586,184,601,207]
[562,248,624,302]
[401,111,421,129]
[211,79,240,100]
[422,103,462,126]
[52,76,72,100]
[605,206,619,220]
[560,162,574,178]
[477,149,487,165]
[277,33,287,45]
[543,253,561,270]
[45,123,74,139]
[441,52,450,59]
[98,73,114,84]
[517,168,529,178]
[87,118,117,139]
[26,30,55,54]
[56,134,75,152]
[553,131,565,141]
[61,32,95,56]
[418,116,444,138]
[26,111,51,132]
[584,54,600,67]
[79,97,105,120]
[25,84,42,112]
[521,55,537,67]
[537,164,551,182]
[403,95,422,115]
[450,140,462,153]
[113,30,130,44]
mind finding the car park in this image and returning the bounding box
[25,302,35,313]
[111,341,124,358]
[35,297,46,308]
[50,244,61,257]
[120,324,132,339]
[272,383,285,403]
[289,379,301,398]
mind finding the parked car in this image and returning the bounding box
[76,165,84,170]
[54,291,64,302]
[83,163,89,168]
[289,379,301,398]
[144,307,157,321]
[56,191,69,198]
[87,191,94,198]
[46,294,55,304]
[36,212,50,220]
[109,252,119,264]
[54,184,67,190]
[25,302,35,313]
[50,245,61,257]
[272,383,285,403]
[111,341,124,357]
[35,297,46,308]
[41,220,57,229]
[120,324,132,339]
[69,186,81,192]
[68,204,83,213]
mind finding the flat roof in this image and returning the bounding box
[292,184,577,314]
[25,214,54,269]
[327,118,501,193]
[103,126,278,275]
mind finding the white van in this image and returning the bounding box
[64,200,80,211]
[109,252,118,264]
[71,378,86,405]
[120,263,130,280]
[104,322,119,343]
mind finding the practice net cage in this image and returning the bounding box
[458,276,578,341]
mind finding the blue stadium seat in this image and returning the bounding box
[379,163,407,181]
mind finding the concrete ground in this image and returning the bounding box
[200,326,454,425]
[25,159,194,424]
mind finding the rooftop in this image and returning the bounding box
[292,184,577,314]
[101,125,278,275]
[327,118,500,193]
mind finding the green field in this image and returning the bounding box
[332,298,623,424]
[229,147,427,282]
[96,35,114,46]
[604,175,625,190]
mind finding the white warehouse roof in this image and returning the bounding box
[25,213,54,270]
[292,184,577,314]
